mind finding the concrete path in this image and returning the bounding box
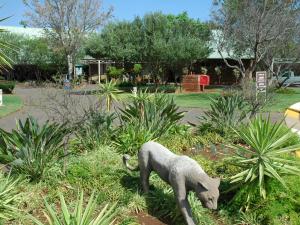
[0,86,284,131]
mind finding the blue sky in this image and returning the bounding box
[1,0,213,27]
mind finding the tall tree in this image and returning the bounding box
[212,0,300,79]
[23,0,113,79]
[85,12,211,81]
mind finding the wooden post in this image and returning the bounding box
[98,60,101,84]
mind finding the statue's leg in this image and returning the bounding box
[171,177,196,225]
[138,154,151,193]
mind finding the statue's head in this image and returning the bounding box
[196,177,220,210]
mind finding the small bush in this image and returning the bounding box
[0,117,68,181]
[116,92,184,155]
[30,191,118,225]
[199,94,249,136]
[76,111,116,150]
[226,116,300,209]
[0,81,15,94]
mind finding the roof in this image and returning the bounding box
[208,30,252,59]
[0,25,44,38]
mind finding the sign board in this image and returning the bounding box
[64,79,71,91]
[256,71,267,92]
[0,89,2,106]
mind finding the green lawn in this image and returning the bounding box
[173,88,300,112]
[173,92,220,108]
[0,95,23,118]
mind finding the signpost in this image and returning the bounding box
[0,89,2,106]
[256,71,267,101]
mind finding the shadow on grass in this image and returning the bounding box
[120,171,183,225]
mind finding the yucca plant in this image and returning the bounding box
[227,116,300,207]
[119,92,184,138]
[0,173,20,220]
[31,191,118,225]
[0,117,69,181]
[116,92,184,154]
[0,17,14,70]
[200,94,249,134]
[98,81,122,112]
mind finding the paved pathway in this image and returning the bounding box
[0,87,285,131]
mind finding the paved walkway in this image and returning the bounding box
[0,87,285,131]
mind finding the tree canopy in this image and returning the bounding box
[85,12,211,79]
[212,0,300,78]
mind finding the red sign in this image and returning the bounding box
[199,75,210,86]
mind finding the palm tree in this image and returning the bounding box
[98,81,122,112]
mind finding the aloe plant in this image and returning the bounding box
[31,191,117,225]
[0,174,20,220]
[0,117,68,181]
[227,116,300,206]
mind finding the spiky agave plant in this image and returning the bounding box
[227,116,300,207]
[0,117,69,181]
[31,191,118,225]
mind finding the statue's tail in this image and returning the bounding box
[123,154,139,171]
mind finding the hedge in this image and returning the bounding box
[0,82,16,94]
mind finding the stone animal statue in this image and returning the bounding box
[123,141,220,225]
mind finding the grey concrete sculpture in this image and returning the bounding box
[123,141,220,225]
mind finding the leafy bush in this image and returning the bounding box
[199,95,249,136]
[0,81,15,94]
[226,116,300,209]
[31,191,118,225]
[0,117,68,181]
[0,173,20,221]
[76,111,116,150]
[116,91,184,155]
[107,66,124,79]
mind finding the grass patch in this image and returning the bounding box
[0,95,23,118]
[173,92,221,108]
[172,87,300,112]
[264,88,300,112]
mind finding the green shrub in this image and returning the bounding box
[76,111,116,150]
[0,82,15,94]
[114,123,156,155]
[226,116,300,209]
[199,95,249,136]
[107,66,124,79]
[0,117,68,181]
[0,173,20,221]
[31,191,118,225]
[116,92,184,155]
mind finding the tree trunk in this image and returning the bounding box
[67,54,73,80]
